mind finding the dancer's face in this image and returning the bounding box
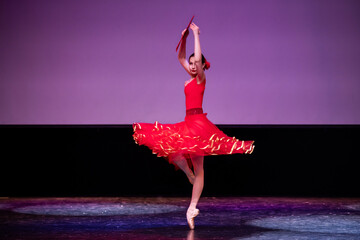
[189,56,205,76]
[189,56,198,76]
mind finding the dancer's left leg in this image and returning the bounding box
[186,154,204,229]
[189,155,204,209]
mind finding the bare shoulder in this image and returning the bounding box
[185,78,195,86]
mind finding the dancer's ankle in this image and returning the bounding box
[189,203,197,210]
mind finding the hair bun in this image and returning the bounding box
[204,59,211,70]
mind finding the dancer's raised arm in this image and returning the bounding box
[178,29,192,76]
[190,23,205,82]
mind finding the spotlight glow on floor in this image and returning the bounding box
[345,204,360,211]
[236,231,355,240]
[247,215,360,234]
[13,203,184,216]
[0,204,11,210]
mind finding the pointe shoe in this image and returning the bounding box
[186,208,199,229]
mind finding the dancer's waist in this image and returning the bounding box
[186,108,203,116]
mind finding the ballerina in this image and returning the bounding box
[133,22,254,229]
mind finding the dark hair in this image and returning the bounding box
[189,53,210,70]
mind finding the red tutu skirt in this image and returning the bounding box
[133,112,255,165]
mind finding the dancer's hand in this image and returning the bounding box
[182,28,189,38]
[190,22,200,35]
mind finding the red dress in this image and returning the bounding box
[132,78,255,165]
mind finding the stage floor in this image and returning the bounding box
[1,197,360,239]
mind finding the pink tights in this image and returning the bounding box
[172,154,204,210]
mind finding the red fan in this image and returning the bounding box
[176,16,194,52]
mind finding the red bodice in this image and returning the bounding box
[184,78,205,110]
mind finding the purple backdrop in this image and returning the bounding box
[1,0,360,124]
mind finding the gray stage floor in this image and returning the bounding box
[1,197,360,239]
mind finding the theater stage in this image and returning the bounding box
[1,197,360,239]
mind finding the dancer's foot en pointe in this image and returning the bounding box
[186,207,199,229]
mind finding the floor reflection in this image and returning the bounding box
[0,197,360,239]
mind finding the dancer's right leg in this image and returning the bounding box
[172,154,195,184]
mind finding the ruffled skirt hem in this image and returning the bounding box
[133,113,255,165]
